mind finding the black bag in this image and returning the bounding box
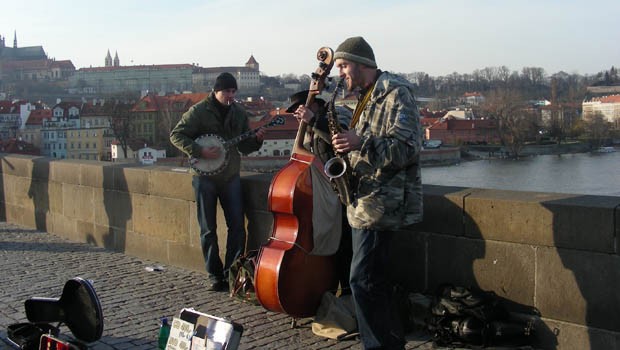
[427,284,534,348]
[7,323,59,350]
[228,250,259,305]
[6,277,103,349]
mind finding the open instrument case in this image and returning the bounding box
[6,277,104,350]
[165,308,243,350]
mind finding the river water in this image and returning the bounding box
[421,150,620,196]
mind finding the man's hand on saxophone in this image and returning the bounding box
[332,129,361,154]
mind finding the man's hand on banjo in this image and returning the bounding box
[200,146,221,159]
[255,127,266,142]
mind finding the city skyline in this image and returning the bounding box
[3,0,619,78]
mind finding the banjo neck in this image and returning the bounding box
[222,116,285,148]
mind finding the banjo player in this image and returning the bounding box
[170,72,266,292]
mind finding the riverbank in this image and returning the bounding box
[461,142,592,160]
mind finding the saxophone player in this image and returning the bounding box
[331,36,423,350]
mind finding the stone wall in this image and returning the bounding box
[0,154,618,349]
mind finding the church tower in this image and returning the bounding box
[245,54,259,71]
[113,51,120,67]
[105,49,112,67]
[13,31,17,48]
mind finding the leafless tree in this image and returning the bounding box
[583,112,611,148]
[108,102,134,158]
[482,89,540,157]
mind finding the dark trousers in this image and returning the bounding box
[350,228,404,350]
[192,175,246,282]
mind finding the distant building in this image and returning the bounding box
[0,32,46,61]
[192,55,261,92]
[138,146,166,165]
[582,94,620,128]
[462,92,485,106]
[19,108,51,148]
[246,111,296,157]
[130,92,209,146]
[69,64,194,95]
[0,32,74,82]
[0,99,38,139]
[426,118,500,145]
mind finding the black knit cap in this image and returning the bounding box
[213,72,238,91]
[334,36,377,68]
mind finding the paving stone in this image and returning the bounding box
[0,222,434,349]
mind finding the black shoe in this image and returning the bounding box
[207,279,228,292]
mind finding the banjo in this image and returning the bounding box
[189,116,285,176]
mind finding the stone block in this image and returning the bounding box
[539,318,620,350]
[93,189,134,231]
[536,247,620,332]
[50,160,81,185]
[114,165,150,194]
[5,204,35,230]
[1,154,37,177]
[47,182,63,215]
[472,240,535,306]
[75,220,95,244]
[132,194,189,243]
[92,223,118,250]
[62,184,94,222]
[8,176,35,210]
[49,212,77,240]
[148,168,194,200]
[427,234,485,290]
[418,185,473,236]
[80,162,109,188]
[427,234,536,306]
[123,230,151,259]
[539,195,619,253]
[464,190,618,253]
[168,241,205,273]
[31,157,52,181]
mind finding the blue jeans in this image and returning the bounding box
[192,175,246,282]
[350,228,404,350]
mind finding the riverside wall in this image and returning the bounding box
[0,154,618,349]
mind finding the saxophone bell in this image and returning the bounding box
[324,156,347,179]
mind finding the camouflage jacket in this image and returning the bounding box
[169,93,262,182]
[346,71,423,229]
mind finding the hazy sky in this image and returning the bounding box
[3,0,618,77]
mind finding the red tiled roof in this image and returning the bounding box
[463,92,483,97]
[0,138,40,155]
[26,109,52,125]
[597,95,620,103]
[427,119,497,130]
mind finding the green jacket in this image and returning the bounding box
[169,93,263,182]
[346,71,423,229]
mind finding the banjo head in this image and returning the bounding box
[190,134,229,175]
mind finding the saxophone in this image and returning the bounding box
[323,78,353,206]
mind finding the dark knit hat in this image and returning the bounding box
[285,90,326,113]
[213,72,238,91]
[334,36,377,68]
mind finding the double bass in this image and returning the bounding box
[254,47,338,318]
